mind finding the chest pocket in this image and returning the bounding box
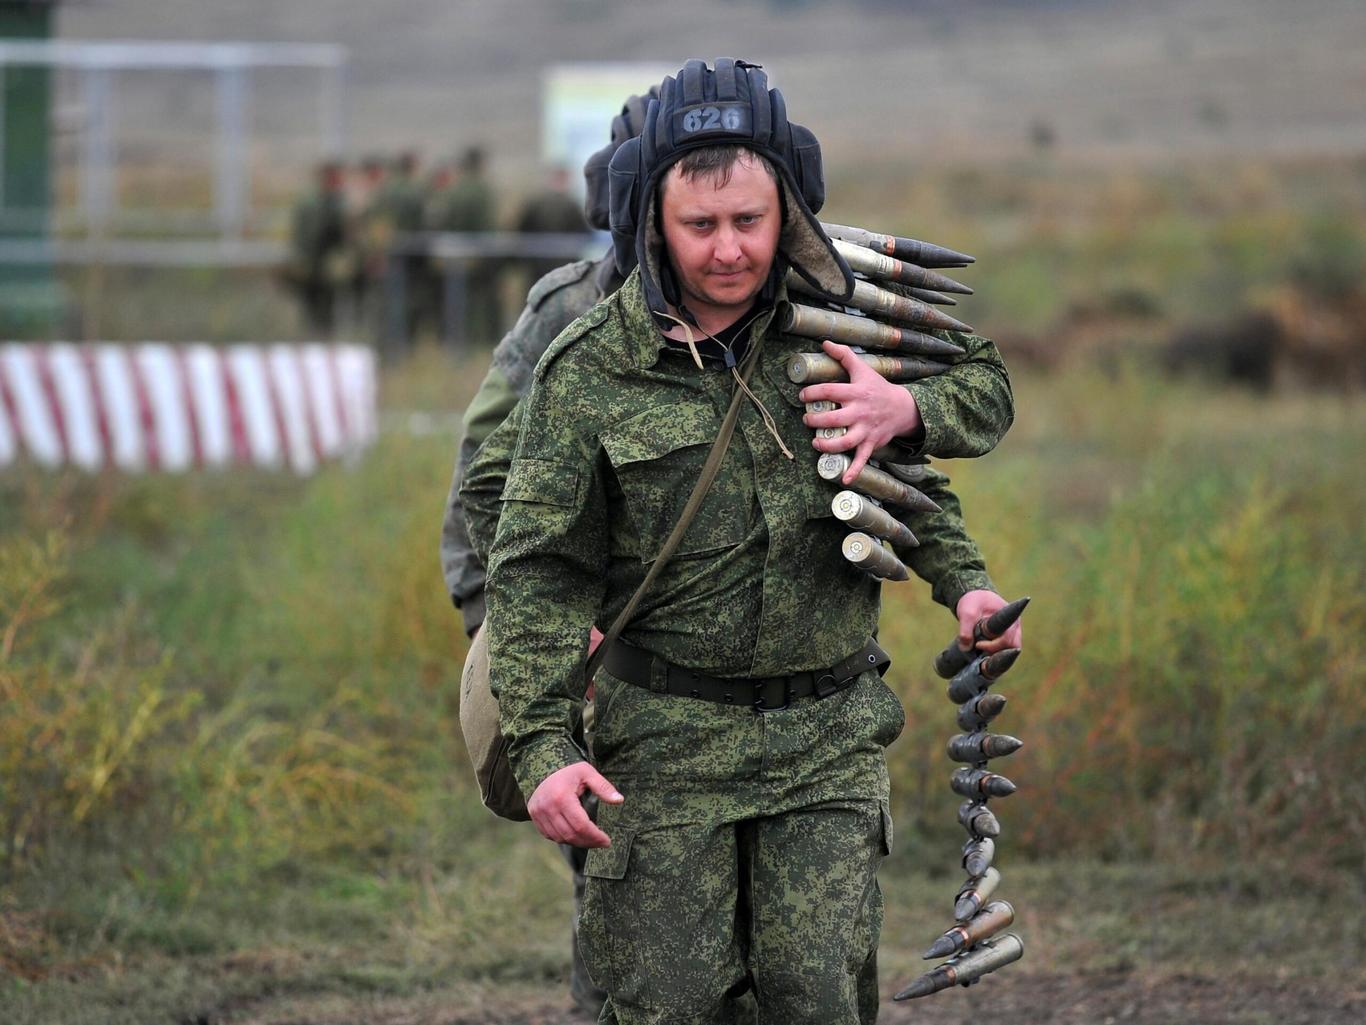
[601,400,753,562]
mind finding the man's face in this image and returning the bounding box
[659,153,782,329]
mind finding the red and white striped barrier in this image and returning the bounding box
[0,343,376,474]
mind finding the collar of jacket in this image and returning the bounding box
[616,266,792,372]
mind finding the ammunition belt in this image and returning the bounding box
[601,637,890,713]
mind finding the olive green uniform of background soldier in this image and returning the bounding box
[285,163,347,335]
[449,61,1015,1023]
[440,96,651,1019]
[428,146,503,342]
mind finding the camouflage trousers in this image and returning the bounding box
[580,666,903,1025]
[563,833,608,1017]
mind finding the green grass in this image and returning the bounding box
[1,156,1364,1021]
[1,359,1361,1025]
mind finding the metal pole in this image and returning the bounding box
[0,58,7,213]
[442,261,468,352]
[320,59,345,159]
[80,66,114,236]
[213,61,249,237]
[384,249,408,360]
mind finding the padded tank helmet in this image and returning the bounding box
[607,58,854,319]
[583,86,660,232]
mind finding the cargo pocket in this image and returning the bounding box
[579,828,643,1002]
[502,457,582,507]
[870,674,907,749]
[601,401,752,561]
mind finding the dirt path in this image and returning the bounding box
[223,969,1364,1025]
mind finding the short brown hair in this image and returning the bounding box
[668,144,779,190]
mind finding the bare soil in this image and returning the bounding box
[220,969,1365,1025]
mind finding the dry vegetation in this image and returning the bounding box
[1,346,1362,1021]
[4,141,1366,1024]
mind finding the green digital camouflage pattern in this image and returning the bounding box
[473,266,1009,1024]
[440,256,614,633]
[903,331,1012,459]
[448,269,1009,637]
[581,785,889,1023]
[481,266,996,798]
[461,336,1010,597]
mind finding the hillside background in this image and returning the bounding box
[61,0,1366,183]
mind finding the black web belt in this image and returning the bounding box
[601,637,891,713]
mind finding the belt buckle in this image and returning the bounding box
[813,671,841,700]
[754,676,791,713]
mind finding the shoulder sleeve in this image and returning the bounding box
[459,400,527,578]
[896,465,994,612]
[526,258,595,311]
[533,299,612,381]
[439,264,607,621]
[902,332,1015,460]
[485,349,613,797]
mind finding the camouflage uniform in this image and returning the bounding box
[442,255,618,635]
[466,267,1009,1024]
[286,183,346,334]
[428,169,502,343]
[514,186,591,285]
[441,254,618,1017]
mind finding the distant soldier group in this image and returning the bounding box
[282,147,590,344]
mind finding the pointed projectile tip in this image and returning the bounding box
[981,647,1022,681]
[985,774,1018,798]
[919,307,974,334]
[923,933,960,960]
[906,287,958,307]
[901,330,967,358]
[893,970,950,1001]
[894,237,977,269]
[953,894,978,921]
[985,596,1031,638]
[987,734,1025,758]
[979,692,1009,716]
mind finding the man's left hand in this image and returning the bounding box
[955,589,1024,653]
[799,340,922,483]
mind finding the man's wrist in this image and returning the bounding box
[513,736,589,801]
[902,382,943,457]
[938,571,996,613]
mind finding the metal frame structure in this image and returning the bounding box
[0,39,347,238]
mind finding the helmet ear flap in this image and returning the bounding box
[608,136,643,277]
[582,142,615,231]
[788,123,827,215]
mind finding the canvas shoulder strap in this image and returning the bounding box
[585,338,764,682]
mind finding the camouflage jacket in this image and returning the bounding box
[476,269,1006,796]
[446,260,1014,635]
[288,188,346,274]
[441,256,618,634]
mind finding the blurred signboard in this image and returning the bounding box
[540,62,672,201]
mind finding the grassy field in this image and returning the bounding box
[3,150,1366,1020]
[1,349,1362,1023]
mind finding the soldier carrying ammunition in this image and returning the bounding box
[454,58,1023,1024]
